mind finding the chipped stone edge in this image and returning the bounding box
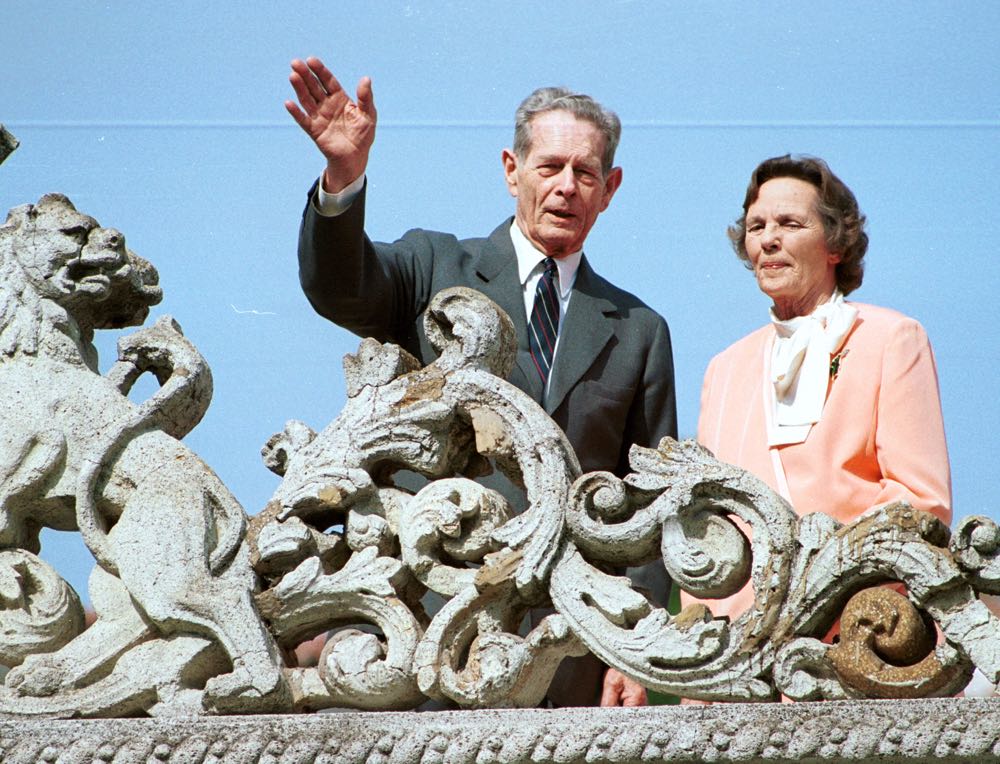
[3,698,1000,763]
[0,125,18,166]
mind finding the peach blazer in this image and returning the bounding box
[693,302,951,619]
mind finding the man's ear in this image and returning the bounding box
[501,148,519,198]
[600,166,623,212]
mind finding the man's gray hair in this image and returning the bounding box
[513,87,621,175]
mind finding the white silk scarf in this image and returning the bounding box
[767,291,858,446]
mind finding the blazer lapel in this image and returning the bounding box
[473,221,544,402]
[545,256,615,414]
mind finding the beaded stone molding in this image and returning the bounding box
[4,700,1000,763]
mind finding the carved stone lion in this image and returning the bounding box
[0,194,287,716]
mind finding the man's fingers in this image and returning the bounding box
[600,669,623,706]
[290,57,374,129]
[356,76,377,119]
[621,682,647,707]
[307,57,346,103]
[299,62,332,106]
[284,100,311,131]
[289,58,333,110]
[288,70,320,115]
[600,683,620,706]
[600,668,648,707]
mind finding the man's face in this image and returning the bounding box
[503,110,622,258]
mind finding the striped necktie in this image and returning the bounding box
[528,257,560,385]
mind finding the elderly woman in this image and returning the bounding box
[694,154,951,621]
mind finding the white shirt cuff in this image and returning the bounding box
[314,172,366,217]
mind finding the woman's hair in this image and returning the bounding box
[728,154,868,295]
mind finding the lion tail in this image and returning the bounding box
[76,410,246,578]
[205,489,246,575]
[75,421,134,577]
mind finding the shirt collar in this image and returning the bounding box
[509,221,581,299]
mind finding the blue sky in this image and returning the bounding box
[3,1,998,602]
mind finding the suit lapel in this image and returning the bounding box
[545,256,615,414]
[473,221,544,402]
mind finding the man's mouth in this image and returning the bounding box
[545,209,575,220]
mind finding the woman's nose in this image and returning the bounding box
[761,224,779,249]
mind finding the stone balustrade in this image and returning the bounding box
[3,129,1000,760]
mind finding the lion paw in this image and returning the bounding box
[203,666,290,714]
[5,657,67,697]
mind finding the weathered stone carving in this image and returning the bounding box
[0,195,287,716]
[252,287,586,710]
[0,125,17,167]
[2,192,1000,720]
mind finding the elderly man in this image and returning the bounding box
[287,57,676,707]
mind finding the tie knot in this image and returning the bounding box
[543,257,557,277]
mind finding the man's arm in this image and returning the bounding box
[289,57,411,344]
[285,56,376,193]
[607,313,677,706]
[618,314,678,473]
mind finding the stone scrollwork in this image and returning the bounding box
[252,285,584,710]
[3,193,1000,720]
[0,550,84,667]
[553,440,800,701]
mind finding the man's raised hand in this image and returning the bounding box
[285,57,377,193]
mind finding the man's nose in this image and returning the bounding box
[554,166,577,195]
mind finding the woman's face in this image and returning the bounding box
[744,177,841,319]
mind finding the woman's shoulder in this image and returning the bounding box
[845,303,937,370]
[719,324,774,355]
[848,301,929,337]
[710,323,773,366]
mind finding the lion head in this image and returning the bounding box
[0,194,162,359]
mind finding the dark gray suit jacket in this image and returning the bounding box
[298,183,678,705]
[299,184,678,477]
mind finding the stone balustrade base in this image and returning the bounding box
[3,698,1000,763]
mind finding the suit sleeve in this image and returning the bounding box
[298,182,434,346]
[872,318,952,524]
[618,314,678,475]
